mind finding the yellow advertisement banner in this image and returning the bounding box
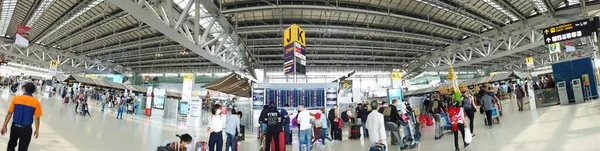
[391,72,402,80]
[283,24,306,46]
[183,73,194,81]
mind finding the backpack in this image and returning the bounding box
[328,109,335,121]
[383,107,392,121]
[341,111,349,122]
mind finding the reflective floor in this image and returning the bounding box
[0,88,599,151]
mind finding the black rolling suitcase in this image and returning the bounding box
[238,125,246,141]
[350,125,361,139]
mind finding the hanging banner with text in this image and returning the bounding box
[49,60,58,76]
[526,57,534,69]
[182,73,194,101]
[15,25,30,48]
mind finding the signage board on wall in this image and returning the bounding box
[543,18,595,44]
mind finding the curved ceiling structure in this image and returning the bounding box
[0,0,598,77]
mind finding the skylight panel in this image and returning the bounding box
[37,0,104,43]
[530,0,549,14]
[0,0,18,36]
[483,0,520,21]
[26,0,55,27]
[416,0,493,29]
[567,0,580,5]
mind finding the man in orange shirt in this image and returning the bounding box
[1,83,43,151]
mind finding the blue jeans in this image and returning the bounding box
[320,128,328,145]
[299,129,312,151]
[101,103,105,112]
[284,123,291,144]
[400,121,411,137]
[225,133,237,151]
[209,131,223,151]
[260,123,267,134]
[363,125,369,137]
[117,107,124,119]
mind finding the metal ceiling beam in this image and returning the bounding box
[255,54,413,60]
[259,60,406,66]
[245,38,438,51]
[250,46,424,54]
[0,42,123,73]
[99,45,183,60]
[45,11,130,46]
[32,0,96,43]
[495,0,527,20]
[119,57,202,65]
[127,62,214,68]
[82,36,168,56]
[427,40,543,71]
[418,0,502,28]
[112,0,246,73]
[197,0,257,78]
[237,24,455,44]
[66,25,151,52]
[402,4,600,78]
[220,5,484,38]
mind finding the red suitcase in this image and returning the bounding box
[270,132,285,151]
[64,96,69,103]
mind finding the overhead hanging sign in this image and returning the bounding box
[283,24,307,76]
[49,60,58,76]
[15,25,30,48]
[526,57,534,69]
[283,24,306,46]
[543,18,595,44]
[391,72,402,80]
[549,43,561,54]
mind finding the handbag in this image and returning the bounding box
[401,114,407,122]
[464,128,472,143]
[315,121,323,128]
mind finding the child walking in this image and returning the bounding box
[82,101,91,117]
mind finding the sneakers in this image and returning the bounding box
[464,143,470,149]
[489,125,492,129]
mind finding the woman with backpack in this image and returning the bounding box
[462,91,477,137]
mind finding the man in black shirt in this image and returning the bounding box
[262,103,281,151]
[358,103,369,138]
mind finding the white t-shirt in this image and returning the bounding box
[297,111,313,130]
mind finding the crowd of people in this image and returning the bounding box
[60,85,139,120]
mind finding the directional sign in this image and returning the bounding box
[391,72,402,80]
[50,60,58,67]
[283,24,306,46]
[548,43,561,54]
[49,60,58,76]
[543,18,596,44]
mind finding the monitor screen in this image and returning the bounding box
[573,80,579,85]
[558,82,565,87]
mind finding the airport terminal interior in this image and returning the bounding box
[0,0,599,151]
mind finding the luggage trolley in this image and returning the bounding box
[484,103,500,125]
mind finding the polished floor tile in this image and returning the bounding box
[0,88,598,151]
